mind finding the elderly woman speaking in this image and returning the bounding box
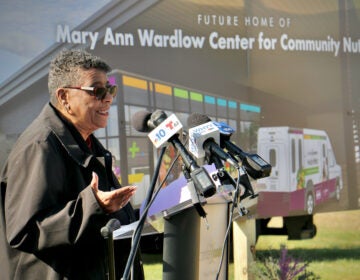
[0,49,144,280]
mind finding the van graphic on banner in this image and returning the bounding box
[256,127,343,217]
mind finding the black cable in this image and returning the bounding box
[122,146,167,280]
[215,167,242,280]
[122,147,182,280]
[140,153,181,216]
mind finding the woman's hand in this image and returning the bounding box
[89,172,137,213]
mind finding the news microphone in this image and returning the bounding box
[132,110,216,197]
[187,113,271,179]
[132,110,153,132]
[101,218,121,238]
[187,114,239,169]
[132,110,181,148]
[213,121,271,179]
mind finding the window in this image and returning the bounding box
[269,148,276,167]
[291,139,296,173]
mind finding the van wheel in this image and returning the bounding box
[306,193,314,215]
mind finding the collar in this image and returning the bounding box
[44,103,95,167]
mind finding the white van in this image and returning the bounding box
[256,127,343,215]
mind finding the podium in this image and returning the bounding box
[114,173,258,280]
[161,193,231,280]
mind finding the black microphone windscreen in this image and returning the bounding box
[187,113,211,128]
[132,110,152,132]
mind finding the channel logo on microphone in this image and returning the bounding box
[212,121,235,135]
[148,114,183,148]
[188,121,220,158]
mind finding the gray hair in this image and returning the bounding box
[48,49,111,103]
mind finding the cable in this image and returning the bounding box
[215,167,242,280]
[122,145,182,280]
[122,146,167,280]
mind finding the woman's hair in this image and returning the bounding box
[48,49,111,103]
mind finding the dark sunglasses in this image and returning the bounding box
[64,85,118,100]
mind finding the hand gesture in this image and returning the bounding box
[90,172,137,213]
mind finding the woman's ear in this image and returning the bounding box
[56,88,70,112]
[56,88,67,104]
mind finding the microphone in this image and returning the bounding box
[101,218,121,280]
[187,115,239,169]
[187,113,271,179]
[132,110,216,197]
[101,218,121,238]
[132,110,182,149]
[213,121,272,179]
[132,110,153,132]
[187,114,260,204]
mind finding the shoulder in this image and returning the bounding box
[9,104,65,159]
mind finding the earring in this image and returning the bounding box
[64,103,70,112]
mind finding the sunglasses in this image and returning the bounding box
[64,85,118,100]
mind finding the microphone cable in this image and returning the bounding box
[122,142,183,279]
[142,131,187,215]
[215,166,242,280]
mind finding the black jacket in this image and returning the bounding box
[0,103,143,279]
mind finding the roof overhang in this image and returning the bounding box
[0,0,159,106]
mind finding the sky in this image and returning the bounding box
[0,0,111,84]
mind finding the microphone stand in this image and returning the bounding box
[181,165,207,219]
[101,218,121,280]
[211,152,257,200]
[121,146,167,280]
[239,167,258,200]
[210,155,237,191]
[207,153,259,279]
[162,163,209,280]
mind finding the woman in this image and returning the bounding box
[0,49,144,279]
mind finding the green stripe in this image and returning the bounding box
[190,91,203,102]
[308,135,326,140]
[304,167,319,175]
[174,88,188,99]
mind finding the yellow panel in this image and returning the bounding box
[155,83,172,95]
[128,173,144,184]
[123,75,148,90]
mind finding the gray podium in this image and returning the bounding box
[114,176,232,280]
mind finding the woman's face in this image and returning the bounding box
[64,68,114,139]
